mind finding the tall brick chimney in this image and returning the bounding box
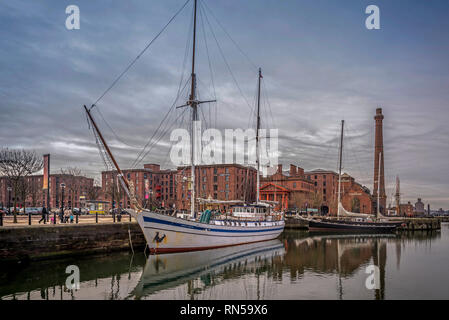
[373,108,386,213]
[290,164,297,176]
[277,164,283,174]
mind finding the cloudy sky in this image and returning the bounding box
[1,0,448,208]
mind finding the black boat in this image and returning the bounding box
[303,120,404,233]
[307,217,403,233]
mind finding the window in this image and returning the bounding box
[225,184,229,190]
[144,173,147,179]
[214,168,218,174]
[225,168,229,174]
[213,176,218,183]
[203,176,206,182]
[225,176,229,181]
[214,185,218,191]
[293,182,296,188]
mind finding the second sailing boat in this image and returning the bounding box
[304,120,403,232]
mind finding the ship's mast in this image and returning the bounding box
[395,176,400,216]
[190,0,198,219]
[337,120,344,218]
[84,105,142,210]
[181,0,215,218]
[256,68,262,203]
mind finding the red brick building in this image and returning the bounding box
[304,169,374,215]
[0,174,94,209]
[175,164,257,212]
[260,164,315,211]
[400,202,414,216]
[340,173,373,215]
[101,164,177,210]
[304,169,339,214]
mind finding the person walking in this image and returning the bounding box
[39,207,47,224]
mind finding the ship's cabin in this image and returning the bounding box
[231,204,270,218]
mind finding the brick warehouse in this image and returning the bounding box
[304,169,339,214]
[0,174,94,209]
[340,173,373,215]
[175,164,257,212]
[101,163,257,212]
[303,169,373,215]
[101,164,177,210]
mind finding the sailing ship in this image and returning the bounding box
[84,0,284,253]
[303,120,403,232]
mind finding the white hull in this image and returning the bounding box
[131,239,284,298]
[128,209,284,253]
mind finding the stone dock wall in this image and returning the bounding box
[398,218,441,231]
[284,217,309,229]
[0,222,146,263]
[285,216,443,231]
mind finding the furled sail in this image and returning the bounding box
[338,202,375,218]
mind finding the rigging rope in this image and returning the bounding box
[131,79,190,169]
[200,1,253,111]
[200,0,258,71]
[91,0,191,108]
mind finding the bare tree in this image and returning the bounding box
[0,148,43,223]
[290,192,307,211]
[105,175,125,211]
[312,191,323,210]
[60,167,82,209]
[87,182,101,201]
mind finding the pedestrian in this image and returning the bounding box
[39,207,47,224]
[64,209,70,223]
[69,213,74,223]
[117,211,122,222]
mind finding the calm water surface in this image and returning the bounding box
[1,223,449,300]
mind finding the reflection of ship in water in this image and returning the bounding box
[281,232,394,299]
[131,240,284,299]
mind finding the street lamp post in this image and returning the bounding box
[60,183,66,223]
[7,187,12,215]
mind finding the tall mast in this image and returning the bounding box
[174,0,215,218]
[83,105,142,210]
[376,152,382,218]
[190,0,198,218]
[337,120,344,218]
[256,68,262,203]
[395,176,400,216]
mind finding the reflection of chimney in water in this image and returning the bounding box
[373,239,387,300]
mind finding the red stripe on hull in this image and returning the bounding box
[149,238,278,254]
